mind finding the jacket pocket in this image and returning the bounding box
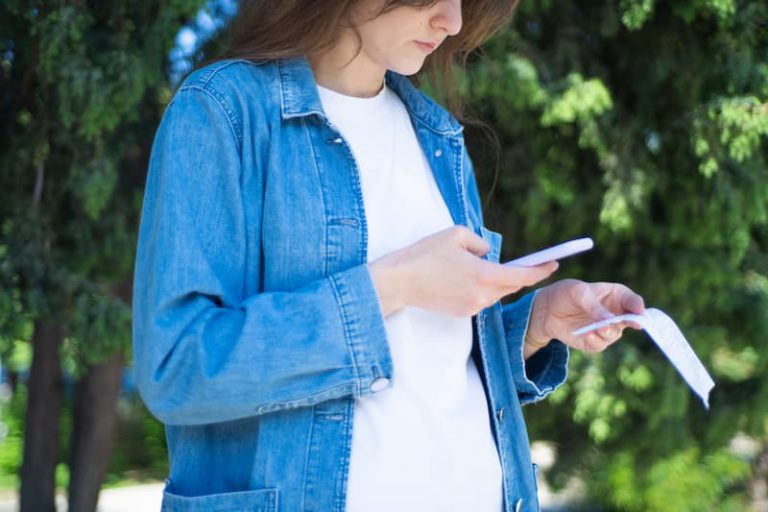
[161,483,278,512]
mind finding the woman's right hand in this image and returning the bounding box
[367,226,559,318]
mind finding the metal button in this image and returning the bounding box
[515,498,523,512]
[434,149,443,157]
[370,378,390,392]
[497,407,505,422]
[333,137,343,144]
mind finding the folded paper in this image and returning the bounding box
[573,308,715,409]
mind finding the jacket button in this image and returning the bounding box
[497,407,505,421]
[370,378,390,392]
[434,149,443,157]
[515,498,523,512]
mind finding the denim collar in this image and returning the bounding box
[278,54,463,136]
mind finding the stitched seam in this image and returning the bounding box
[389,75,463,135]
[328,274,363,395]
[302,406,316,511]
[519,289,544,398]
[253,382,356,415]
[455,137,470,226]
[334,399,355,512]
[202,84,243,142]
[196,58,257,87]
[411,111,464,136]
[477,311,511,508]
[304,119,331,277]
[177,85,242,153]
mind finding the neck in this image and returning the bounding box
[307,36,386,98]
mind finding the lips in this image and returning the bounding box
[414,40,437,53]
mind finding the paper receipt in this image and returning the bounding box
[572,308,715,409]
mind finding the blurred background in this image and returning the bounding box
[1,1,767,511]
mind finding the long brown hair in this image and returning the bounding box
[215,0,519,120]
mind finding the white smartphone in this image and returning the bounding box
[503,237,594,267]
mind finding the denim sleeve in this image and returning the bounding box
[461,146,569,405]
[501,290,569,405]
[132,87,392,426]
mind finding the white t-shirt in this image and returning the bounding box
[317,81,503,512]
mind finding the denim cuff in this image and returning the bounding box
[502,289,570,405]
[329,264,394,397]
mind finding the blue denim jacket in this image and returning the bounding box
[132,54,569,512]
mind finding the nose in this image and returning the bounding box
[432,0,462,37]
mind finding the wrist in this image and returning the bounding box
[524,330,551,350]
[523,330,551,359]
[368,254,407,317]
[524,289,553,358]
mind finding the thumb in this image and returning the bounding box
[462,231,491,258]
[580,286,614,321]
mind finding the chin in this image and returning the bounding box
[389,59,427,77]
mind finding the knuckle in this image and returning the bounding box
[585,334,601,351]
[571,281,591,302]
[451,225,470,240]
[575,281,590,296]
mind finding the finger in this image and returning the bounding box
[622,291,646,315]
[584,331,619,352]
[577,321,624,342]
[598,327,623,345]
[575,282,615,321]
[622,320,643,331]
[583,332,612,352]
[597,324,620,339]
[595,282,646,315]
[461,229,491,258]
[498,261,558,289]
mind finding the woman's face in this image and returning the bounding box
[348,0,463,76]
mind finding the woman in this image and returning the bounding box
[132,1,645,511]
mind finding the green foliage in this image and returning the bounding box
[0,0,207,367]
[103,394,169,486]
[465,0,768,508]
[0,387,25,489]
[694,96,768,177]
[592,448,750,511]
[0,0,208,493]
[621,0,656,30]
[2,0,767,507]
[63,290,132,378]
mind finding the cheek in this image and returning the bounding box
[362,14,422,56]
[365,26,403,55]
[368,31,426,63]
[358,18,428,73]
[362,34,408,68]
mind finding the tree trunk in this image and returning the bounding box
[8,369,18,394]
[19,319,66,512]
[67,350,125,512]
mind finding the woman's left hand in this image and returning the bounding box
[525,278,646,357]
